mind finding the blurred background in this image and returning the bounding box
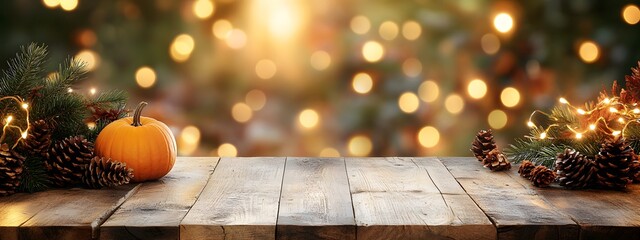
[1,0,639,157]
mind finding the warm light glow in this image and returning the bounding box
[348,135,372,156]
[488,110,508,129]
[578,41,599,63]
[559,97,568,104]
[60,0,78,11]
[418,126,440,148]
[218,143,238,157]
[540,132,547,139]
[623,5,640,25]
[576,133,583,139]
[21,132,27,139]
[5,116,13,124]
[245,89,267,111]
[618,117,625,123]
[212,20,233,39]
[604,98,611,104]
[350,15,371,35]
[90,88,96,95]
[255,59,277,79]
[179,125,201,155]
[352,73,373,94]
[610,107,618,113]
[467,79,487,99]
[613,131,621,136]
[493,13,514,33]
[74,50,99,71]
[87,122,96,130]
[362,41,385,62]
[310,51,331,71]
[231,102,253,123]
[402,58,422,77]
[481,33,500,54]
[527,121,534,127]
[43,0,61,8]
[589,124,596,130]
[170,34,195,62]
[319,147,340,157]
[444,94,464,114]
[135,66,157,88]
[577,109,586,115]
[418,80,439,103]
[21,103,28,109]
[193,0,215,19]
[501,87,521,107]
[402,21,422,40]
[379,21,399,40]
[398,92,420,113]
[634,108,640,114]
[298,109,319,129]
[225,29,247,49]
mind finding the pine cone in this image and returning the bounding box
[594,137,634,189]
[629,159,640,183]
[82,157,133,189]
[44,136,94,187]
[0,144,25,196]
[624,61,640,102]
[471,129,497,161]
[21,119,53,156]
[482,149,511,171]
[555,149,596,189]
[518,160,536,179]
[530,165,556,187]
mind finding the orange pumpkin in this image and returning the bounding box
[95,102,177,182]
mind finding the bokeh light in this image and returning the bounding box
[298,109,319,129]
[43,0,60,8]
[319,147,340,157]
[418,80,439,103]
[398,92,420,113]
[170,34,195,62]
[218,143,238,157]
[481,33,500,54]
[212,20,233,39]
[60,0,78,11]
[578,41,600,63]
[179,125,201,155]
[352,73,373,94]
[402,21,422,40]
[348,135,372,156]
[445,94,464,114]
[500,87,521,108]
[467,79,487,99]
[74,50,99,71]
[350,15,371,34]
[225,29,247,49]
[135,66,156,88]
[488,109,508,129]
[379,21,399,40]
[362,41,385,62]
[402,58,422,77]
[418,126,440,148]
[193,0,215,19]
[310,51,331,71]
[255,59,277,79]
[231,102,253,123]
[623,5,640,25]
[245,89,267,111]
[493,13,514,33]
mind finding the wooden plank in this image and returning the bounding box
[180,157,286,240]
[346,157,494,240]
[441,157,579,239]
[99,157,218,240]
[508,165,640,240]
[7,184,140,240]
[277,157,355,240]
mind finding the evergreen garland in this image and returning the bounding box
[0,43,127,193]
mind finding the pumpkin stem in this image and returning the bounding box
[132,101,148,127]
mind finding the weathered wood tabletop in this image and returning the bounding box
[1,157,639,240]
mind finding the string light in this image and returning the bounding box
[0,96,30,148]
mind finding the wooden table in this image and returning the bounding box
[1,157,639,240]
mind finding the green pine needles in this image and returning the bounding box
[0,43,127,192]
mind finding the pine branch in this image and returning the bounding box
[18,156,50,193]
[46,57,87,92]
[88,90,127,107]
[0,43,48,97]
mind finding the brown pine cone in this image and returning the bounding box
[518,160,536,179]
[471,129,497,161]
[0,144,25,196]
[555,148,596,189]
[530,165,556,187]
[44,136,94,187]
[82,157,133,189]
[20,119,53,156]
[629,159,640,183]
[594,136,634,189]
[482,149,511,171]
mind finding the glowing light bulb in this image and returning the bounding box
[559,98,568,104]
[21,103,28,109]
[21,131,27,139]
[527,121,535,127]
[539,132,547,139]
[633,108,639,114]
[613,131,621,136]
[618,117,625,123]
[610,107,618,113]
[589,124,596,130]
[493,13,514,33]
[603,98,611,104]
[576,133,583,139]
[90,88,96,95]
[577,109,586,115]
[5,116,13,124]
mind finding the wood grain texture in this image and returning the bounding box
[277,157,355,240]
[15,184,139,240]
[180,157,286,240]
[99,157,218,240]
[441,157,579,240]
[508,165,640,240]
[346,157,494,240]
